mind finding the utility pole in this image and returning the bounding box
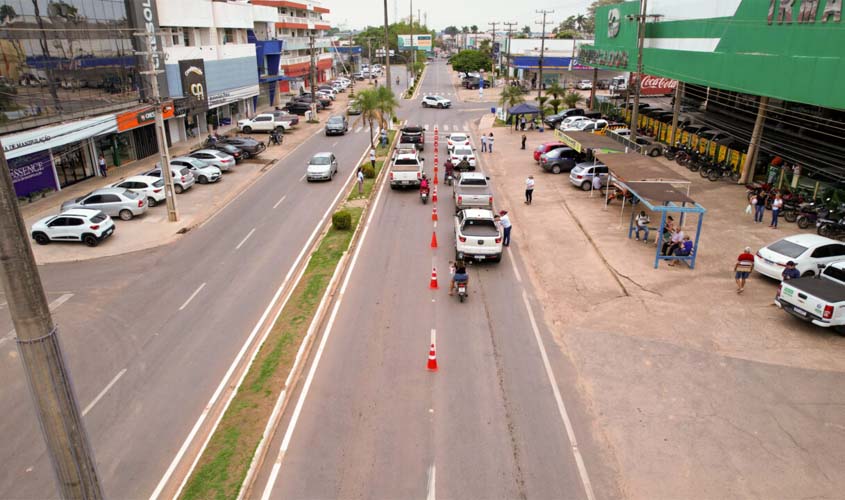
[628,0,660,143]
[503,22,517,85]
[309,34,317,121]
[140,32,178,222]
[382,0,392,100]
[409,0,414,89]
[488,22,498,76]
[535,9,553,118]
[0,159,103,497]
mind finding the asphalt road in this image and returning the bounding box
[255,61,620,499]
[0,92,380,497]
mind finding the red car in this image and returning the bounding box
[533,142,568,162]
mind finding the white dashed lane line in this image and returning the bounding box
[178,283,206,311]
[235,228,257,250]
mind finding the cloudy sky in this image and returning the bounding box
[327,0,594,31]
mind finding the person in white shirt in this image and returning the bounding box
[357,167,365,195]
[662,227,685,256]
[487,133,495,153]
[496,210,512,246]
[770,193,783,228]
[480,134,488,153]
[635,211,650,242]
[525,175,535,205]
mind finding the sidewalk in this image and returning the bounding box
[26,90,355,265]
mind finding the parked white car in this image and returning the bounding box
[421,95,452,108]
[449,145,476,169]
[110,175,166,207]
[171,156,222,184]
[559,116,589,129]
[576,80,593,90]
[237,113,292,134]
[31,209,115,247]
[755,234,845,280]
[144,164,196,193]
[61,187,148,221]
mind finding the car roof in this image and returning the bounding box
[449,133,467,138]
[90,187,126,195]
[312,152,333,158]
[60,208,101,217]
[777,234,841,248]
[121,175,161,183]
[462,208,495,219]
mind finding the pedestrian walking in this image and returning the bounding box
[380,129,388,147]
[525,175,535,205]
[98,153,107,177]
[369,148,376,168]
[770,193,783,228]
[751,193,764,223]
[520,116,527,131]
[480,134,488,153]
[488,133,494,153]
[357,167,364,196]
[496,210,512,247]
[521,134,527,150]
[735,246,755,293]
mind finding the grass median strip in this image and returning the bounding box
[180,131,395,500]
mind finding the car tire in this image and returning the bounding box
[438,103,443,109]
[581,181,592,191]
[275,126,285,134]
[83,234,99,247]
[802,270,815,278]
[119,209,133,221]
[551,165,562,175]
[243,126,252,134]
[175,184,184,194]
[422,102,428,108]
[490,253,502,263]
[198,176,208,184]
[649,148,661,157]
[33,232,50,245]
[147,197,157,207]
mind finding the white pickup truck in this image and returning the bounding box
[775,261,845,334]
[237,113,293,134]
[454,209,502,263]
[389,151,424,188]
[453,172,493,212]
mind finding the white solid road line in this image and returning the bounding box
[262,139,391,499]
[508,253,522,283]
[299,174,307,182]
[426,464,436,500]
[178,283,206,311]
[235,228,257,250]
[0,293,73,347]
[521,289,596,500]
[82,368,127,417]
[273,195,287,209]
[443,124,449,131]
[159,134,375,500]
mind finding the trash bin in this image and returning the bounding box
[490,107,496,114]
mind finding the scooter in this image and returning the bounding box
[455,279,468,303]
[420,187,429,204]
[444,172,454,186]
[269,130,283,146]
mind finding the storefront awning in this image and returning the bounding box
[1,114,118,160]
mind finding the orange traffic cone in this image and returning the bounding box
[432,207,438,221]
[429,267,439,289]
[432,187,438,203]
[433,174,439,185]
[427,343,438,371]
[431,230,438,248]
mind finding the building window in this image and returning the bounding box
[183,28,194,47]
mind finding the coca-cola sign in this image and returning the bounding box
[634,74,679,95]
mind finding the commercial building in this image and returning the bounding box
[583,0,845,183]
[503,38,594,88]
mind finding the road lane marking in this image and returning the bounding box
[331,141,339,147]
[178,283,206,311]
[508,254,522,283]
[426,464,436,500]
[1,293,73,347]
[299,174,307,182]
[159,131,378,500]
[521,289,596,500]
[263,135,392,498]
[443,124,449,131]
[235,228,257,250]
[430,328,436,346]
[82,368,127,416]
[273,195,287,209]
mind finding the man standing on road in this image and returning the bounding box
[369,148,376,168]
[488,133,495,153]
[497,210,512,247]
[521,134,527,150]
[782,261,801,281]
[480,134,487,153]
[357,167,365,196]
[525,175,535,205]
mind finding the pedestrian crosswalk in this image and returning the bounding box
[341,123,470,135]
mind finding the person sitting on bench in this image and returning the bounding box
[668,236,693,266]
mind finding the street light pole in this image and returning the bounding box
[535,10,554,118]
[503,22,517,85]
[383,0,392,99]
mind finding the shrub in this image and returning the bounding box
[332,210,352,230]
[362,165,376,178]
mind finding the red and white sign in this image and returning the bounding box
[634,74,679,95]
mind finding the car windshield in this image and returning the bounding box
[310,156,331,165]
[91,213,108,223]
[546,149,563,157]
[328,117,344,124]
[768,240,809,258]
[451,135,467,142]
[461,177,487,186]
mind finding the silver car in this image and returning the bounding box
[171,156,222,184]
[306,152,338,182]
[60,187,147,221]
[188,149,236,172]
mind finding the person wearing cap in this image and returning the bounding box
[495,210,512,247]
[782,261,801,281]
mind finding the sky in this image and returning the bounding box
[326,0,594,31]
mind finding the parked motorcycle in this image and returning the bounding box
[707,161,740,182]
[663,141,682,161]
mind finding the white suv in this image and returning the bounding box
[421,95,451,108]
[31,209,115,247]
[144,164,196,193]
[111,175,166,207]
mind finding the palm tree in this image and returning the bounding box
[545,82,566,100]
[470,25,478,48]
[352,89,381,148]
[564,90,583,109]
[461,26,469,49]
[549,98,562,114]
[575,14,586,32]
[500,85,525,130]
[537,95,551,119]
[375,85,399,130]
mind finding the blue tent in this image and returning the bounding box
[507,103,540,115]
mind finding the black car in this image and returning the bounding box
[206,143,245,163]
[400,126,425,150]
[295,95,331,108]
[284,100,313,115]
[210,136,265,158]
[462,77,485,89]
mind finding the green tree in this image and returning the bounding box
[500,85,525,130]
[449,49,492,73]
[537,95,552,119]
[564,90,584,109]
[555,29,578,39]
[0,5,17,24]
[545,82,566,100]
[559,15,577,31]
[351,89,381,148]
[521,25,531,34]
[444,25,459,37]
[549,98,563,114]
[375,85,399,130]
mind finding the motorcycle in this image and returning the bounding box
[663,141,682,161]
[444,172,454,186]
[269,130,283,146]
[420,186,429,204]
[455,279,468,303]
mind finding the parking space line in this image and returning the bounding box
[179,283,206,311]
[0,293,73,347]
[273,195,286,209]
[235,228,257,250]
[82,368,127,417]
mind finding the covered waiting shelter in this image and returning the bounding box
[556,130,629,155]
[507,103,540,115]
[598,152,706,269]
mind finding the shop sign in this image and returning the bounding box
[125,0,169,100]
[1,115,118,160]
[8,150,57,196]
[578,47,629,69]
[768,0,842,24]
[633,74,679,95]
[207,84,260,109]
[116,103,175,132]
[179,59,209,113]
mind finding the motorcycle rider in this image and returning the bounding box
[449,260,468,296]
[419,174,430,196]
[444,161,455,184]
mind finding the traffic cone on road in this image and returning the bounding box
[433,174,439,185]
[427,343,438,371]
[432,207,438,221]
[429,267,439,289]
[432,186,438,203]
[431,230,438,248]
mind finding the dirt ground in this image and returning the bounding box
[474,115,845,499]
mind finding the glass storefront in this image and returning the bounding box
[52,142,93,188]
[95,132,134,169]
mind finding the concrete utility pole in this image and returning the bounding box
[410,0,414,86]
[535,10,553,116]
[383,0,392,99]
[628,0,661,143]
[740,96,769,184]
[669,81,684,146]
[141,32,178,222]
[488,22,498,75]
[503,21,517,85]
[309,34,317,120]
[0,153,103,497]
